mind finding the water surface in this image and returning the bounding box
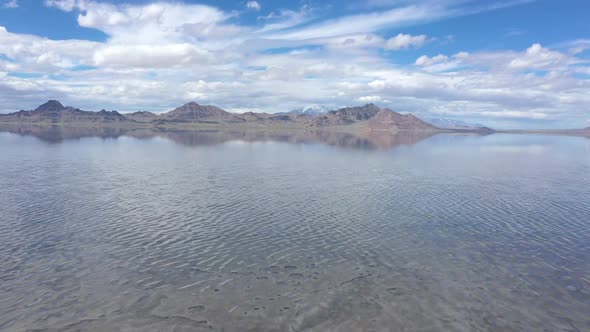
[0,127,589,331]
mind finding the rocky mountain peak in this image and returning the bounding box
[158,101,232,122]
[34,100,64,112]
[182,101,200,107]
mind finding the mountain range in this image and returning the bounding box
[1,100,461,133]
[0,100,128,124]
[3,100,589,136]
[282,107,491,130]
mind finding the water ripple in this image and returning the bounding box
[0,131,589,331]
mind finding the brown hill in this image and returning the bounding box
[367,109,437,131]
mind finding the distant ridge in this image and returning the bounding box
[0,100,128,124]
[0,100,497,134]
[125,111,157,123]
[425,118,489,130]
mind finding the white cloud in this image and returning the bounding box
[414,53,467,72]
[44,0,85,12]
[255,7,312,34]
[565,39,590,55]
[479,111,551,119]
[268,5,437,40]
[40,1,234,70]
[0,26,98,70]
[415,43,588,74]
[246,1,261,11]
[357,95,382,103]
[415,54,448,66]
[509,43,568,69]
[266,1,529,41]
[321,34,385,49]
[92,44,212,68]
[45,1,229,43]
[454,44,586,74]
[3,0,18,8]
[385,33,427,50]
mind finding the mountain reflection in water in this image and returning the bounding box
[0,124,449,150]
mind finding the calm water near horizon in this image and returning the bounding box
[0,127,589,331]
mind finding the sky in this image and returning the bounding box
[0,0,589,129]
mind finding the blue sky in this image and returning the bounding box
[1,0,589,128]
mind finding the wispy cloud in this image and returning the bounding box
[266,0,532,40]
[2,0,18,8]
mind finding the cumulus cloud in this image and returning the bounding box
[508,43,568,69]
[45,1,228,43]
[415,43,587,74]
[246,1,261,11]
[0,26,98,70]
[92,44,212,68]
[40,1,233,70]
[385,33,427,50]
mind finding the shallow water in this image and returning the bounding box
[0,127,589,331]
